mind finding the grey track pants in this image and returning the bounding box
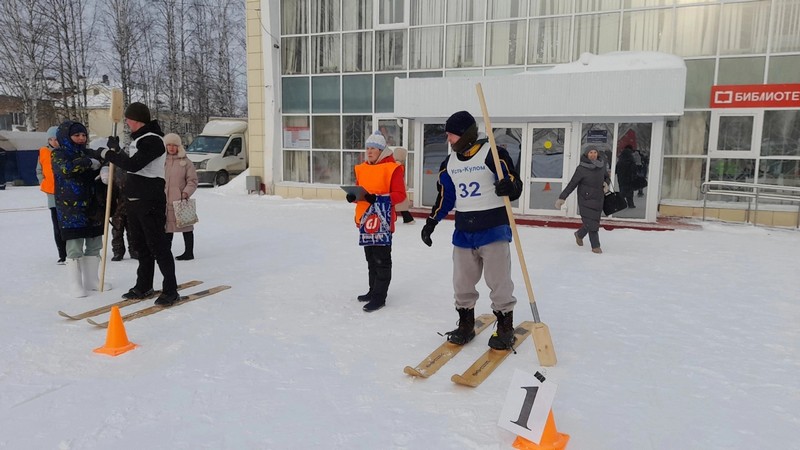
[452,240,516,313]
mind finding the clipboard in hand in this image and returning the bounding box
[341,185,368,201]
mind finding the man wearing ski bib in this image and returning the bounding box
[420,110,523,350]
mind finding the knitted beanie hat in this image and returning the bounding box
[68,122,88,136]
[46,126,58,139]
[365,130,386,150]
[124,102,151,123]
[445,110,476,136]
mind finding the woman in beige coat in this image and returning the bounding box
[392,147,415,224]
[164,133,199,260]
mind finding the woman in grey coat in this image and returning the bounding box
[555,146,610,254]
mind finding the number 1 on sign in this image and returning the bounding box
[498,369,558,444]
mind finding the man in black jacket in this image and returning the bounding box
[92,102,178,305]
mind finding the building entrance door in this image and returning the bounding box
[521,124,571,215]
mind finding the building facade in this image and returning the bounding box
[246,0,800,225]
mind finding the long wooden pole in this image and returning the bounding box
[99,89,124,292]
[475,83,557,367]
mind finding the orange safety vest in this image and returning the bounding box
[38,146,55,194]
[353,161,400,226]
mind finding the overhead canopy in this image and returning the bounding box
[394,52,687,121]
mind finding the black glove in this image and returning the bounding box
[420,218,437,247]
[345,193,356,203]
[86,147,107,161]
[106,136,120,151]
[494,178,515,197]
[363,193,376,204]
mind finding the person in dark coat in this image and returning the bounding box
[616,146,638,208]
[556,146,610,254]
[51,120,109,296]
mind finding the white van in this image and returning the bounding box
[185,118,247,186]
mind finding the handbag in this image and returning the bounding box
[603,184,628,216]
[173,198,199,228]
[631,175,648,190]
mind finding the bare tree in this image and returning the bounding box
[98,0,147,108]
[0,0,53,130]
[45,0,98,123]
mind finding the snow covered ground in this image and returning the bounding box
[1,177,798,449]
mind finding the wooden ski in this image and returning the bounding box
[58,280,203,320]
[451,321,535,388]
[404,314,497,378]
[86,285,231,328]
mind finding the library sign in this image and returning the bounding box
[710,84,800,108]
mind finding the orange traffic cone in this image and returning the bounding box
[93,306,137,356]
[543,182,551,191]
[512,410,570,450]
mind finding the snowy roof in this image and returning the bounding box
[394,51,687,120]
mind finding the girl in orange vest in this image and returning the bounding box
[36,126,67,264]
[346,131,407,312]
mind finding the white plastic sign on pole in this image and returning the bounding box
[498,369,558,444]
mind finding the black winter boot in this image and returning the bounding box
[155,291,179,306]
[488,310,515,350]
[176,232,194,260]
[445,308,476,345]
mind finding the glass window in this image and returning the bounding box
[282,0,308,35]
[282,37,309,75]
[378,0,406,26]
[531,127,567,178]
[767,56,800,84]
[377,118,403,147]
[771,0,800,53]
[624,0,672,8]
[718,1,769,55]
[573,13,621,59]
[342,75,372,113]
[717,116,753,152]
[343,151,364,185]
[375,73,406,112]
[529,0,572,16]
[343,32,373,72]
[421,123,448,206]
[283,150,311,182]
[447,0,486,22]
[759,160,800,187]
[486,20,526,66]
[621,8,674,52]
[683,59,714,109]
[664,111,709,156]
[312,76,340,113]
[488,0,526,19]
[717,57,765,86]
[762,111,800,157]
[576,0,621,13]
[311,0,341,32]
[410,27,444,70]
[709,158,756,182]
[661,157,706,201]
[446,23,485,68]
[283,116,311,149]
[376,30,407,71]
[343,115,372,149]
[343,0,372,30]
[411,0,445,25]
[312,115,341,149]
[312,150,342,184]
[445,69,484,77]
[528,17,572,64]
[311,34,340,74]
[485,67,525,75]
[282,77,310,113]
[410,71,444,78]
[673,5,718,57]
